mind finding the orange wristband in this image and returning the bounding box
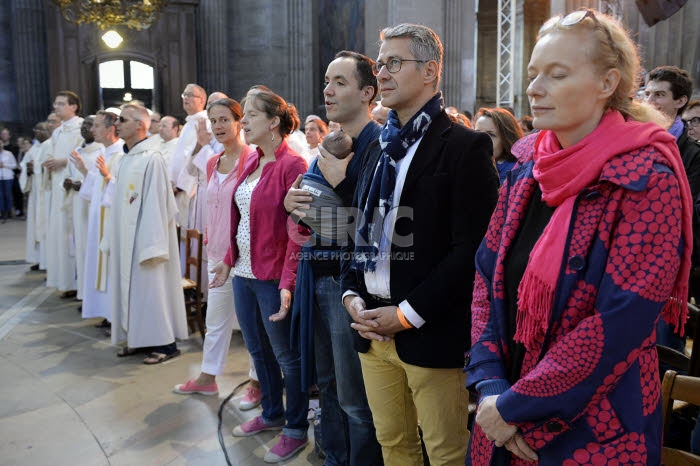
[397,306,413,329]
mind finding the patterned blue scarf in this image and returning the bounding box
[354,92,443,272]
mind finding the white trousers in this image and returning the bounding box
[201,263,257,380]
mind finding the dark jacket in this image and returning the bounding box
[341,110,499,368]
[678,130,700,264]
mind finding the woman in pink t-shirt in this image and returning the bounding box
[173,98,260,406]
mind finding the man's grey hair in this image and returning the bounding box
[380,23,443,88]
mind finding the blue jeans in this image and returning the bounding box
[0,179,12,213]
[314,275,383,466]
[233,276,309,439]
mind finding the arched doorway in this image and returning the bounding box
[98,59,154,110]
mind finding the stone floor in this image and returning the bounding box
[0,217,322,466]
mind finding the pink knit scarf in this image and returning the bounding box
[515,110,692,349]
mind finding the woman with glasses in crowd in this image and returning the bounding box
[466,8,692,465]
[474,107,524,185]
[210,87,309,464]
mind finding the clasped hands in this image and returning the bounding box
[342,295,405,341]
[476,395,538,462]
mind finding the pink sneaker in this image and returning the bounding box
[264,434,308,463]
[232,415,284,437]
[172,379,219,396]
[239,385,262,411]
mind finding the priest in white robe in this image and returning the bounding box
[158,115,180,175]
[19,123,46,267]
[43,91,83,295]
[71,111,124,323]
[66,116,103,300]
[104,104,187,364]
[179,92,225,234]
[35,113,61,270]
[170,84,208,271]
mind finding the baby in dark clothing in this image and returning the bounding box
[298,131,352,241]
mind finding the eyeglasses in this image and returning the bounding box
[683,117,700,129]
[118,116,138,123]
[181,92,201,99]
[540,9,618,58]
[372,58,426,76]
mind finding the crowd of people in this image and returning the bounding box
[2,8,700,465]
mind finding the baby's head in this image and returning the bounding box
[321,131,353,159]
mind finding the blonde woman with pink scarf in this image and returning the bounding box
[466,8,692,465]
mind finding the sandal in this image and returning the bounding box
[116,346,140,357]
[94,318,111,328]
[143,350,181,365]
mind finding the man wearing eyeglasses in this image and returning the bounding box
[682,100,700,143]
[169,83,208,252]
[340,24,499,465]
[106,103,187,364]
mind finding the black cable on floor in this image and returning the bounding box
[218,378,251,466]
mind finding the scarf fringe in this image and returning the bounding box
[663,283,689,337]
[515,272,554,349]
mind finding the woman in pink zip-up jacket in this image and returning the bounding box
[210,87,309,463]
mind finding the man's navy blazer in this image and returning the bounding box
[341,110,500,368]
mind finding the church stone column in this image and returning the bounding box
[228,0,312,117]
[443,0,477,113]
[0,2,19,123]
[11,0,49,126]
[196,0,228,95]
[364,0,388,61]
[386,0,444,37]
[287,0,314,119]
